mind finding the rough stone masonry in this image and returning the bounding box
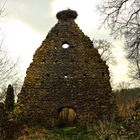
[17,9,117,127]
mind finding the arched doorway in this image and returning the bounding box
[58,107,76,127]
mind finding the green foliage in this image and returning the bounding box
[117,87,140,95]
[16,125,140,140]
[18,126,97,140]
[8,105,23,122]
[124,88,140,94]
[4,84,15,112]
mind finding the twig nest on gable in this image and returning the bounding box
[56,9,78,21]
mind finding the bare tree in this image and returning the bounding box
[0,45,19,102]
[0,21,19,100]
[0,1,19,102]
[0,43,17,84]
[93,39,116,88]
[128,62,140,86]
[116,81,130,90]
[0,0,7,17]
[93,39,116,65]
[98,0,140,79]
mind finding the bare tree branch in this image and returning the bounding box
[98,0,140,79]
[0,1,20,101]
[93,39,116,65]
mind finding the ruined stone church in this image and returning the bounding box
[17,9,116,127]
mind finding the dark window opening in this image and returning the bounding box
[83,74,87,78]
[89,45,93,48]
[47,74,50,77]
[85,60,88,63]
[64,74,68,78]
[102,72,105,76]
[71,60,74,63]
[58,107,76,127]
[42,59,45,63]
[35,78,39,81]
[54,60,58,64]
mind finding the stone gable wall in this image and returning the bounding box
[17,10,116,127]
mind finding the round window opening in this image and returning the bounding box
[62,43,69,49]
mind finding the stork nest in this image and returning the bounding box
[56,9,78,21]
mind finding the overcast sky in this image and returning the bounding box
[0,0,129,87]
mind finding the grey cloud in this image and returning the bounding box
[6,0,57,33]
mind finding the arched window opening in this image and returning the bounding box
[58,107,76,127]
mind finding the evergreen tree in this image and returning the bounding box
[5,84,15,112]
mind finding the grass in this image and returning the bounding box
[114,88,140,117]
[17,118,140,140]
[17,126,94,140]
[17,125,140,140]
